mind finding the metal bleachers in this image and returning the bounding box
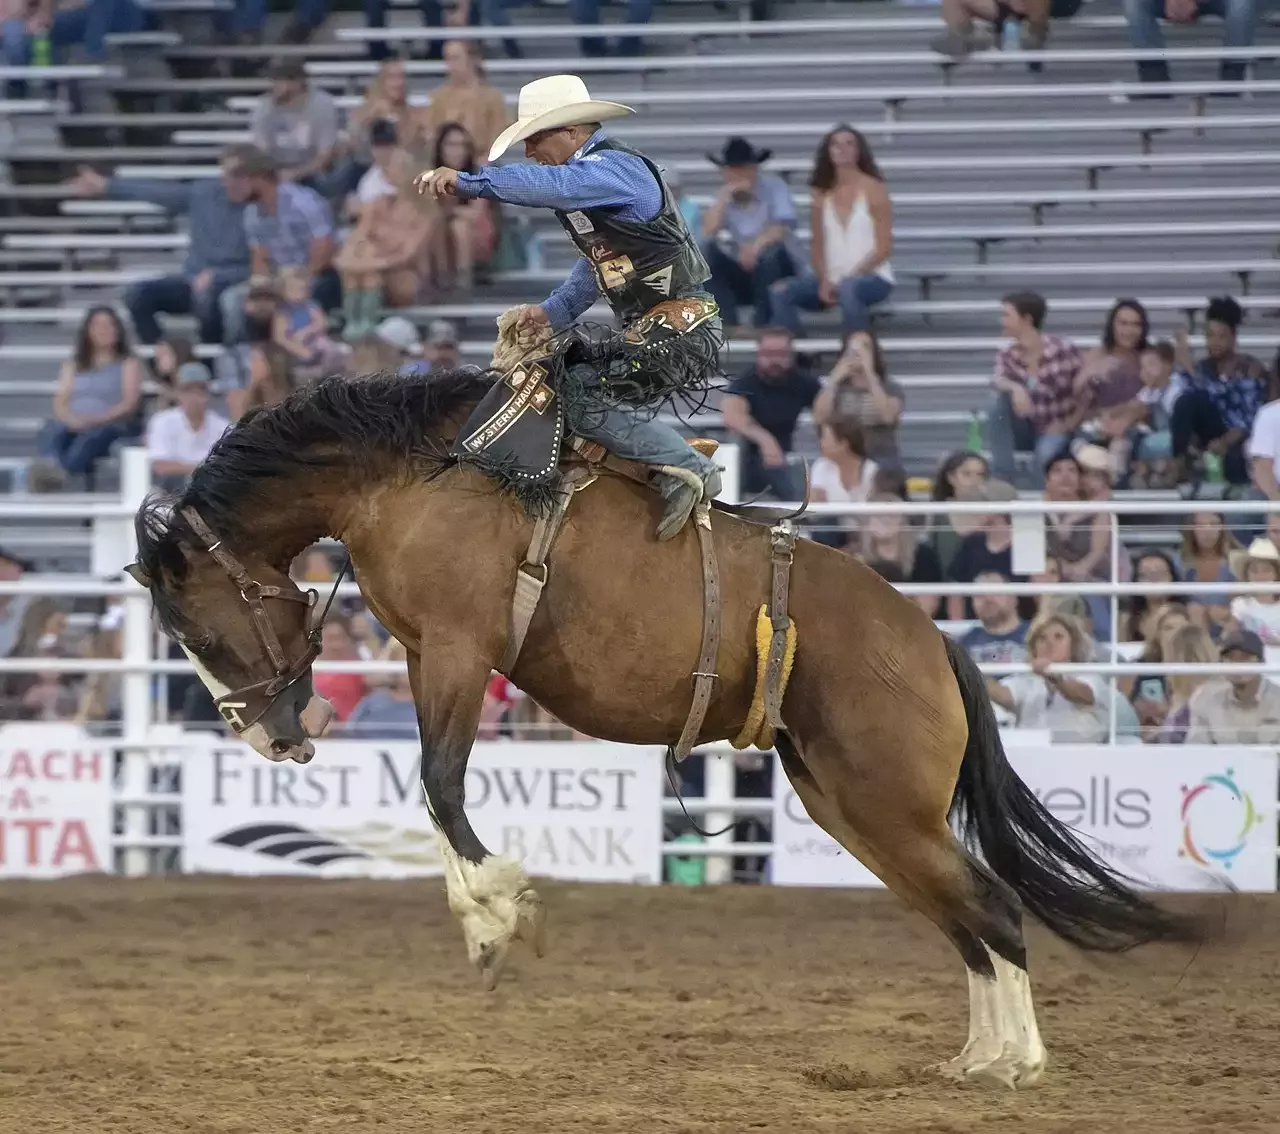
[4,0,1280,477]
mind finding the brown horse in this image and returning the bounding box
[125,370,1197,1089]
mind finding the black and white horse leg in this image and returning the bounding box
[408,644,545,989]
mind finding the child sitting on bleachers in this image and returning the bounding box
[272,267,347,382]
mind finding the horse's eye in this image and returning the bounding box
[183,632,213,653]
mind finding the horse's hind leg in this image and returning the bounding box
[776,733,1046,1089]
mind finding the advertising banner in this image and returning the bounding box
[183,740,664,882]
[0,723,112,878]
[772,744,1278,893]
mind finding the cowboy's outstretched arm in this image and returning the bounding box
[455,154,654,213]
[540,257,599,330]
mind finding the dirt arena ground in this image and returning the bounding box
[1,879,1277,1134]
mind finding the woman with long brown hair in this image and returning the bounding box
[426,122,497,296]
[423,39,511,160]
[769,124,894,337]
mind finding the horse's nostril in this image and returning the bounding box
[270,739,291,755]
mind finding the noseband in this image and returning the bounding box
[181,506,345,734]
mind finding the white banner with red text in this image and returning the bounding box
[773,744,1279,892]
[182,739,664,882]
[0,723,112,877]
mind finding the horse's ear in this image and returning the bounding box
[124,562,152,588]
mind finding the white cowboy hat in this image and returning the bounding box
[487,74,634,163]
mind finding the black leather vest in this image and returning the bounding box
[553,136,710,325]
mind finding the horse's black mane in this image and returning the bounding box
[134,368,489,636]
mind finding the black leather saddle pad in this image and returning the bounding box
[452,360,566,484]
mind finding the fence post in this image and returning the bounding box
[703,745,736,884]
[118,446,153,876]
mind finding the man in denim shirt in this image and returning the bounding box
[66,147,254,345]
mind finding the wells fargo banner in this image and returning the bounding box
[182,740,664,883]
[0,723,113,877]
[773,745,1279,893]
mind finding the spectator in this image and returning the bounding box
[479,672,524,739]
[1226,538,1280,644]
[1074,299,1148,474]
[1127,601,1191,734]
[145,363,229,489]
[1133,548,1179,588]
[1172,297,1268,487]
[34,307,142,487]
[1128,339,1188,489]
[350,316,428,376]
[6,0,150,67]
[699,138,798,331]
[1123,0,1256,88]
[770,125,893,338]
[933,0,1078,56]
[987,291,1084,485]
[346,57,431,181]
[211,0,323,46]
[960,569,1029,664]
[1044,450,1109,585]
[946,477,1026,620]
[857,494,943,617]
[0,548,33,658]
[311,616,368,722]
[424,40,512,159]
[1248,374,1280,501]
[988,612,1110,741]
[148,335,197,410]
[721,327,818,499]
[336,147,432,337]
[1030,555,1065,620]
[927,450,990,578]
[569,0,651,57]
[1181,511,1237,636]
[362,0,445,63]
[346,118,403,225]
[427,122,497,296]
[422,320,460,371]
[809,416,878,549]
[216,285,294,419]
[251,58,340,189]
[239,146,341,317]
[347,642,417,738]
[273,267,348,382]
[1186,628,1280,744]
[1157,623,1218,743]
[66,153,252,346]
[811,331,904,468]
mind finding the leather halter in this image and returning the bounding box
[180,506,337,734]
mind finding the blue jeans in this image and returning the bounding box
[39,419,135,476]
[125,273,234,344]
[985,390,1069,486]
[769,271,893,336]
[47,0,151,61]
[361,0,442,56]
[1122,0,1257,79]
[700,240,794,329]
[570,397,714,482]
[214,0,326,36]
[569,0,653,55]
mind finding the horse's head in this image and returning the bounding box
[127,504,335,763]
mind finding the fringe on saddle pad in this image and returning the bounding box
[732,605,798,751]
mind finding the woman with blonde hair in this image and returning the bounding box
[1180,510,1238,635]
[988,611,1111,741]
[350,57,431,155]
[1157,623,1218,744]
[336,145,434,336]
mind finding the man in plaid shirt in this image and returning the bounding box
[987,291,1084,483]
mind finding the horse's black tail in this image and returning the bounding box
[943,634,1202,951]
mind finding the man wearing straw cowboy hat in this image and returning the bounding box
[416,74,723,542]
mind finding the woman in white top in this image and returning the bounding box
[809,415,878,549]
[769,124,894,337]
[988,612,1111,743]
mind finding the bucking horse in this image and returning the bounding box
[125,368,1200,1090]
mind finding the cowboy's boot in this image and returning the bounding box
[655,465,722,542]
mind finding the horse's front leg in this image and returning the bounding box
[407,644,546,990]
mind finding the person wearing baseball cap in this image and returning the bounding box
[1186,627,1280,743]
[145,362,230,487]
[415,74,723,542]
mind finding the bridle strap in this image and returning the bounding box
[180,506,346,731]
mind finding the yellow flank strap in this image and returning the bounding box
[732,605,798,751]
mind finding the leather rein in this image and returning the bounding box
[180,506,347,733]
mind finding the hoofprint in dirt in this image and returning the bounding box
[1,879,1274,1134]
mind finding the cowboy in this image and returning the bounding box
[416,74,723,542]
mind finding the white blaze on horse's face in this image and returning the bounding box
[179,642,327,763]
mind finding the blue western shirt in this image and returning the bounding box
[455,130,664,330]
